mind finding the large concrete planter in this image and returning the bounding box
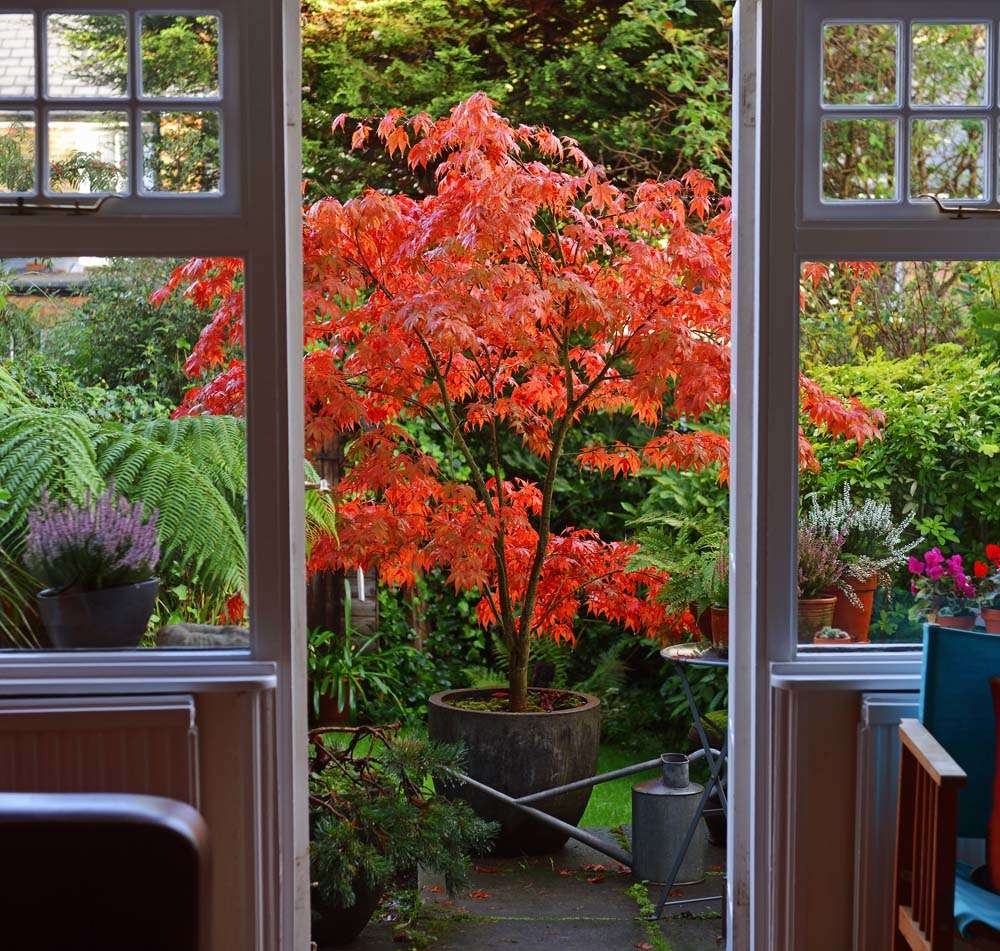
[428,687,601,855]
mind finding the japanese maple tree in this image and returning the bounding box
[156,94,882,711]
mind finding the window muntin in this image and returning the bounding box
[807,11,1000,217]
[0,10,223,200]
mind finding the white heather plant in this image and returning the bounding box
[805,485,923,597]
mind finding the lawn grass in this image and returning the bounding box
[580,741,665,828]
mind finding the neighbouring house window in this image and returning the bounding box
[0,11,222,198]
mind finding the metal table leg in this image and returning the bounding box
[652,659,727,920]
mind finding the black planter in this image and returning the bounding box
[428,687,601,856]
[311,878,383,949]
[36,579,159,649]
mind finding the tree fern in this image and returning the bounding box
[92,424,248,596]
[0,365,29,410]
[130,416,247,512]
[0,408,102,540]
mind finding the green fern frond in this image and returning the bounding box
[0,365,29,410]
[92,424,247,596]
[574,640,629,696]
[130,416,247,512]
[304,460,337,553]
[0,408,102,539]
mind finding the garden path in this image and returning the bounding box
[353,828,725,950]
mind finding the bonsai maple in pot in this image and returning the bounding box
[26,484,160,648]
[156,95,882,849]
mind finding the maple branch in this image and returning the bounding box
[412,328,519,641]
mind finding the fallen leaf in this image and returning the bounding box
[583,863,607,873]
[635,944,655,950]
[557,867,576,877]
[469,889,492,900]
[586,875,606,884]
[474,865,503,874]
[426,884,445,894]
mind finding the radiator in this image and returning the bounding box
[853,692,919,951]
[0,695,199,807]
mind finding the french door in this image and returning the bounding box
[0,2,307,947]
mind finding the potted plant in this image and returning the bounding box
[908,547,978,629]
[797,524,844,643]
[309,726,496,948]
[812,625,851,646]
[634,522,729,653]
[980,545,1000,633]
[25,485,159,648]
[308,626,408,726]
[805,487,922,641]
[160,96,881,853]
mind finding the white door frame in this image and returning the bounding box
[0,2,307,946]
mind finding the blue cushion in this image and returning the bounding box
[921,626,1000,838]
[956,863,1000,937]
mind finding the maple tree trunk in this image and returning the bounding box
[508,637,530,712]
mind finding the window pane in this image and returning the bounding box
[141,111,221,193]
[0,256,250,651]
[910,118,986,200]
[800,260,1000,646]
[911,23,989,107]
[822,117,897,201]
[0,113,35,194]
[47,111,129,195]
[0,14,35,98]
[823,22,898,106]
[46,14,128,99]
[140,15,220,98]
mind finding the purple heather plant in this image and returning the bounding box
[798,524,846,599]
[25,484,159,593]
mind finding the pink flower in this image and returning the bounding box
[926,564,945,581]
[946,554,964,577]
[908,557,925,576]
[925,548,945,569]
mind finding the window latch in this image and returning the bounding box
[0,197,119,217]
[920,194,1000,220]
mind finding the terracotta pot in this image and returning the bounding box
[813,634,850,646]
[797,596,837,643]
[831,573,878,643]
[309,682,353,727]
[709,605,729,654]
[692,603,712,641]
[983,608,1000,634]
[934,614,977,630]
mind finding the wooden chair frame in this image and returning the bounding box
[894,718,968,951]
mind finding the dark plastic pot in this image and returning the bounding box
[36,579,158,649]
[311,878,383,949]
[428,687,601,856]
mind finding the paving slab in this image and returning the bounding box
[347,828,725,951]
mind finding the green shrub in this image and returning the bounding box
[803,344,1000,550]
[44,258,207,404]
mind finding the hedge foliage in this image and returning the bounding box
[803,344,1000,550]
